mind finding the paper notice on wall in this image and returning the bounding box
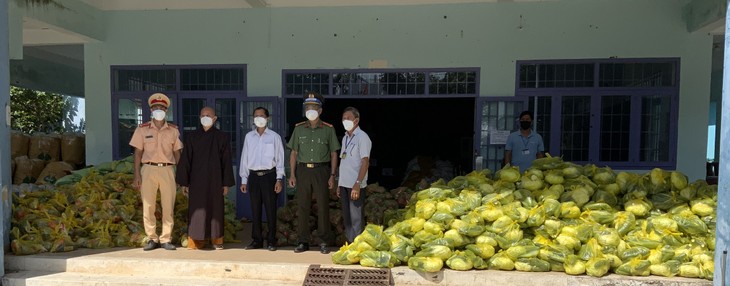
[490,130,510,145]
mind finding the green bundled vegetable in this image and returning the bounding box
[446,250,474,271]
[690,198,715,217]
[332,159,718,281]
[437,198,469,217]
[359,250,399,268]
[505,245,540,261]
[586,257,612,277]
[563,254,586,275]
[332,243,362,264]
[412,229,443,248]
[514,258,551,272]
[670,171,688,190]
[650,260,681,277]
[496,165,521,183]
[359,224,391,251]
[488,252,515,270]
[624,198,652,217]
[616,259,651,276]
[673,212,708,235]
[415,245,453,261]
[389,234,414,263]
[415,199,437,220]
[465,243,495,260]
[408,256,443,272]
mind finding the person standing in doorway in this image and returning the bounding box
[503,110,545,172]
[239,107,285,251]
[287,92,340,254]
[176,106,235,250]
[337,107,371,243]
[130,93,183,251]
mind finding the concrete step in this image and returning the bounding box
[3,247,714,286]
[2,271,302,286]
[6,255,310,282]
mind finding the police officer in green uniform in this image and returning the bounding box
[287,92,341,254]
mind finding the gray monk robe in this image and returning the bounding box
[176,126,235,241]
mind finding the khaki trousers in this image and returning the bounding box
[140,165,176,244]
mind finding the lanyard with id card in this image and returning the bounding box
[341,134,356,159]
[521,136,531,155]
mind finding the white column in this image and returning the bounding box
[715,1,730,284]
[0,0,11,273]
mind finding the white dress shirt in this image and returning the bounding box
[239,128,285,184]
[338,127,371,188]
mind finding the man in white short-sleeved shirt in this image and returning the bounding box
[337,107,372,243]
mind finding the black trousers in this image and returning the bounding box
[296,164,333,245]
[248,169,277,244]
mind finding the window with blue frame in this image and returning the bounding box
[283,68,478,97]
[111,65,246,160]
[517,59,679,169]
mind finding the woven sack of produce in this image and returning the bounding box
[61,133,85,166]
[13,156,47,185]
[36,161,74,185]
[11,131,30,159]
[29,133,61,161]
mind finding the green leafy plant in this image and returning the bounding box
[10,86,67,133]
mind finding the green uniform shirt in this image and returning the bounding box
[287,120,341,163]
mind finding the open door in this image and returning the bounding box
[236,98,284,221]
[475,97,527,173]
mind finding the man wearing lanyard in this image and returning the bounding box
[287,92,340,254]
[504,110,545,172]
[337,107,371,244]
[129,93,183,251]
[240,107,285,251]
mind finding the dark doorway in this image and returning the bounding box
[285,98,475,189]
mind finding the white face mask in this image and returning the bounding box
[342,120,355,131]
[200,116,214,127]
[305,110,319,121]
[254,116,267,128]
[152,110,166,121]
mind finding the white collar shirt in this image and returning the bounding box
[239,128,285,184]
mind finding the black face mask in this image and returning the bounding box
[520,121,532,130]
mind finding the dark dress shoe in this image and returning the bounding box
[245,241,263,250]
[319,243,330,254]
[294,243,309,253]
[161,242,176,250]
[143,240,159,251]
[267,244,277,251]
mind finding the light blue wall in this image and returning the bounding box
[10,55,85,96]
[83,0,712,180]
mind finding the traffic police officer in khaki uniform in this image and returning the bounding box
[287,92,341,254]
[130,93,183,251]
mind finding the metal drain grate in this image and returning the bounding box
[302,264,393,286]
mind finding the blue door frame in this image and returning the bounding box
[235,97,286,221]
[475,97,528,172]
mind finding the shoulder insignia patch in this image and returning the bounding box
[321,121,333,128]
[167,122,178,128]
[295,121,307,127]
[139,122,151,128]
